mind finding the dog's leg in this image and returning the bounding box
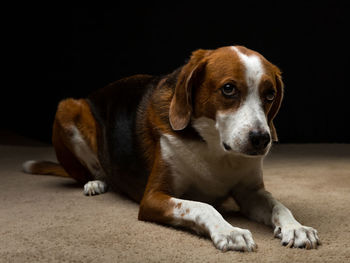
[69,125,107,196]
[139,193,257,252]
[54,99,107,196]
[138,156,257,252]
[232,188,321,249]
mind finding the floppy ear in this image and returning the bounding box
[169,49,210,130]
[268,66,284,142]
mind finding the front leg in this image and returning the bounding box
[138,154,257,252]
[139,193,257,252]
[232,187,321,249]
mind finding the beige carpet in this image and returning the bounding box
[1,132,350,262]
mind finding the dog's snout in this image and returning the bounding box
[249,130,270,150]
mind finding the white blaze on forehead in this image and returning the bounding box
[230,46,266,123]
[231,46,264,88]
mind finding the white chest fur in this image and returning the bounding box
[160,120,264,203]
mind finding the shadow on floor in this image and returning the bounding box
[0,130,50,147]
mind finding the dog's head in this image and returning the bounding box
[169,46,284,156]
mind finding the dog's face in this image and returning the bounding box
[169,46,284,157]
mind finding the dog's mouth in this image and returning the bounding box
[222,142,268,157]
[244,150,266,156]
[222,142,232,151]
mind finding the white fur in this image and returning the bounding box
[160,131,263,202]
[22,160,36,173]
[70,126,103,179]
[231,46,264,88]
[171,197,257,251]
[84,180,107,196]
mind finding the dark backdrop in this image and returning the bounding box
[4,3,350,143]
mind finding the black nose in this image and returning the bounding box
[249,130,271,150]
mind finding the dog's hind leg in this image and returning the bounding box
[52,98,107,196]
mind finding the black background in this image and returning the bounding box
[3,3,350,143]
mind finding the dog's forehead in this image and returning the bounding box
[206,47,243,78]
[207,46,274,88]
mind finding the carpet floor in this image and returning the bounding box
[0,132,349,262]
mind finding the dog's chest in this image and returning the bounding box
[160,134,262,203]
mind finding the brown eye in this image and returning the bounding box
[221,83,238,98]
[265,91,276,102]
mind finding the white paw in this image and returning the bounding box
[211,226,257,252]
[274,224,321,249]
[83,180,107,196]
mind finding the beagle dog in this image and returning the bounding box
[23,46,320,251]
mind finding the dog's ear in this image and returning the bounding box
[268,66,284,142]
[169,49,210,130]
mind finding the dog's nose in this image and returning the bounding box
[249,130,271,150]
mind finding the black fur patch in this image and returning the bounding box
[87,75,155,201]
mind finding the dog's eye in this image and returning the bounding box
[265,92,276,102]
[221,83,238,98]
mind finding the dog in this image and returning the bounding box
[23,46,320,251]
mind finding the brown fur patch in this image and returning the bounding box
[169,50,210,130]
[138,144,175,223]
[175,203,182,209]
[24,161,69,177]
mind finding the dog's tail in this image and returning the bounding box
[22,160,69,177]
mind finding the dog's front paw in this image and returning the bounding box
[83,180,107,196]
[211,226,257,252]
[274,224,321,249]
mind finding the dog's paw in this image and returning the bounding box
[83,180,107,196]
[211,226,257,252]
[274,224,321,249]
